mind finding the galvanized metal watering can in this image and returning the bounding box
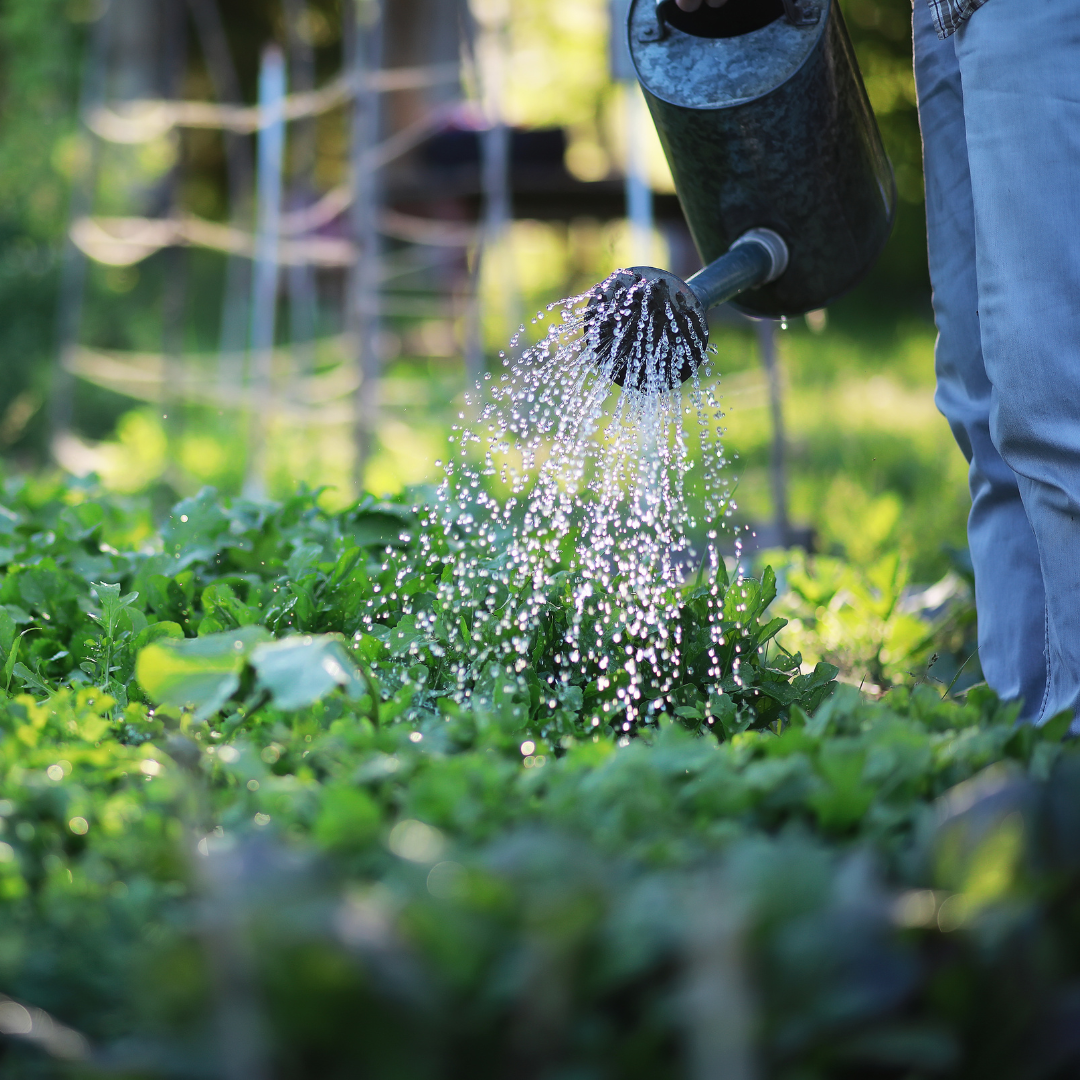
[619,0,896,326]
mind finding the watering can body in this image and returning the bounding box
[628,0,896,318]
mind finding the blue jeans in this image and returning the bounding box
[913,0,1080,721]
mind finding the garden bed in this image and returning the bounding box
[0,478,1077,1078]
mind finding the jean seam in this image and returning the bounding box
[1037,605,1052,723]
[1021,491,1051,723]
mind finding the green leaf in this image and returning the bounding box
[349,507,415,549]
[17,565,70,616]
[0,607,16,665]
[123,606,149,636]
[757,565,778,615]
[769,648,803,673]
[808,743,875,831]
[133,621,184,651]
[59,501,104,541]
[724,578,761,625]
[328,545,364,588]
[675,705,703,720]
[250,634,367,711]
[162,487,230,566]
[352,632,386,664]
[788,705,811,729]
[2,604,31,626]
[90,582,139,636]
[755,617,789,649]
[796,662,840,694]
[714,554,729,590]
[756,678,800,707]
[12,662,50,697]
[201,582,260,629]
[136,625,270,720]
[386,615,428,659]
[557,683,583,715]
[709,691,746,739]
[286,544,325,580]
[144,574,189,623]
[0,504,20,535]
[1039,710,1073,742]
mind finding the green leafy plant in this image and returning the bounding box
[1,477,1078,1080]
[0,479,834,742]
[770,549,961,689]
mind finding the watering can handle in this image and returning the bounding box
[649,0,820,31]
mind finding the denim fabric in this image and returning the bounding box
[913,0,1080,721]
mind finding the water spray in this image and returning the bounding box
[428,0,897,732]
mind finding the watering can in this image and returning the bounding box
[618,0,896,325]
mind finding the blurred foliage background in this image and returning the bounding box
[0,0,966,593]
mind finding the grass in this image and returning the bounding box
[714,314,969,584]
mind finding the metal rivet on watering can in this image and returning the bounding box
[628,0,896,317]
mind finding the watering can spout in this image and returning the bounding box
[683,227,789,312]
[617,226,790,345]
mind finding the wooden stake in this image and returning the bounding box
[347,0,384,493]
[243,45,286,499]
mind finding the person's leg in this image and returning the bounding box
[954,1,1080,721]
[913,0,1047,713]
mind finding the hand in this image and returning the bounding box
[675,0,729,9]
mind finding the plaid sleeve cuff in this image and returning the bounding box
[926,0,991,38]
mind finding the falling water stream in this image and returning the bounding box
[417,270,743,732]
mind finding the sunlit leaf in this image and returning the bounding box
[136,625,270,719]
